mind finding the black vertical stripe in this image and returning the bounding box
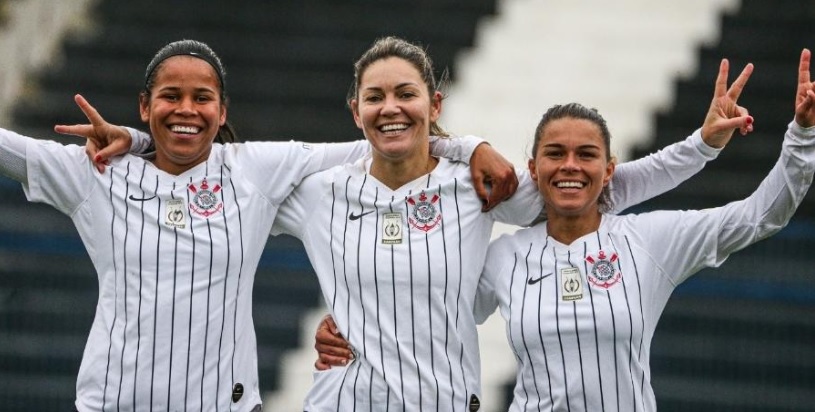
[329,183,338,312]
[552,246,571,412]
[608,235,637,412]
[387,199,406,412]
[372,188,383,411]
[133,166,153,410]
[623,235,647,412]
[566,250,588,411]
[167,187,180,411]
[451,180,467,406]
[355,175,369,357]
[519,243,541,411]
[329,182,343,412]
[150,175,164,409]
[585,236,605,412]
[216,168,231,412]
[534,240,555,411]
[436,183,455,411]
[200,218,214,411]
[422,178,440,412]
[352,174,368,411]
[596,226,620,411]
[184,175,196,412]
[103,166,118,412]
[227,169,246,412]
[117,163,132,410]
[403,193,422,411]
[606,280,619,410]
[506,253,526,404]
[420,187,440,411]
[337,176,353,408]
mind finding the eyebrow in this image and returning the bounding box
[362,82,420,92]
[542,143,602,150]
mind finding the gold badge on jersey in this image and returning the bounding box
[382,212,403,244]
[561,267,583,301]
[165,199,186,229]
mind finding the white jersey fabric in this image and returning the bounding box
[475,123,815,412]
[271,131,721,412]
[0,127,375,412]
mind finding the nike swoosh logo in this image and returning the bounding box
[129,194,157,202]
[527,273,553,285]
[348,211,374,221]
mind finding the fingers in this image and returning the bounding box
[54,124,95,139]
[713,58,730,98]
[314,357,332,371]
[83,140,106,174]
[799,49,811,88]
[324,314,339,335]
[315,315,354,362]
[317,352,352,368]
[470,171,490,210]
[726,63,753,102]
[483,169,519,212]
[735,106,754,136]
[74,94,106,126]
[95,141,128,170]
[719,115,754,136]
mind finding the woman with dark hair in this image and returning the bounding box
[472,51,814,411]
[0,38,496,411]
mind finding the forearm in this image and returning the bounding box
[316,140,370,170]
[429,135,485,164]
[610,130,720,213]
[717,121,815,256]
[0,128,32,183]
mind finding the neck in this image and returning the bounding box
[545,209,603,245]
[370,153,438,190]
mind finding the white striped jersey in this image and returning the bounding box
[475,123,815,412]
[273,157,543,412]
[270,130,721,412]
[4,126,368,412]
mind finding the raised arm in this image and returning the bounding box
[610,60,754,213]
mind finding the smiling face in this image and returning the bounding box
[139,55,226,175]
[350,57,442,163]
[528,117,615,218]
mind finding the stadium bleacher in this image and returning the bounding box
[0,1,813,411]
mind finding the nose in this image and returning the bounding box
[560,153,580,172]
[175,96,196,115]
[381,95,401,116]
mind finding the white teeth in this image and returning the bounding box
[556,181,584,188]
[171,125,200,134]
[380,123,408,132]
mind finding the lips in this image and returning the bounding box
[170,124,202,135]
[378,123,409,134]
[555,180,586,189]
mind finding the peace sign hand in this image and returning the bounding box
[54,94,132,173]
[700,59,755,148]
[795,49,815,128]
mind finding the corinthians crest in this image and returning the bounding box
[188,178,224,218]
[585,250,621,289]
[406,191,442,232]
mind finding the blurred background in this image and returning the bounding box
[0,0,813,410]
